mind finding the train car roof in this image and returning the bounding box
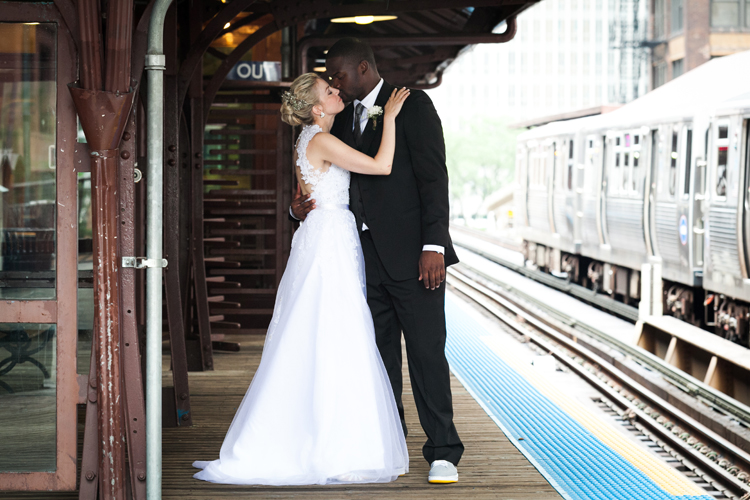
[519,49,750,141]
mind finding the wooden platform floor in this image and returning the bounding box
[2,333,560,499]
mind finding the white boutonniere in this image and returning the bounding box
[367,106,384,130]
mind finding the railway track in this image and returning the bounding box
[447,263,750,499]
[452,231,750,430]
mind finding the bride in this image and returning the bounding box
[192,73,411,485]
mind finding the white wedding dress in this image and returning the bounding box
[192,124,408,485]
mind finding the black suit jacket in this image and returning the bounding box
[331,81,458,281]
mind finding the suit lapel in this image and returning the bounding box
[359,81,394,155]
[332,102,356,147]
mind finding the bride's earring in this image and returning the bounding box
[320,111,325,118]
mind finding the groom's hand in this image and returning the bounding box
[291,184,315,221]
[419,251,445,290]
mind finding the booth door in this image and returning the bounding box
[0,3,79,491]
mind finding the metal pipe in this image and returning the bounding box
[145,0,173,497]
[298,16,517,75]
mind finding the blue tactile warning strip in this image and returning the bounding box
[445,294,714,500]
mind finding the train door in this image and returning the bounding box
[551,138,575,246]
[645,129,660,256]
[0,4,79,491]
[653,125,683,270]
[514,143,529,228]
[580,135,603,252]
[545,141,556,233]
[742,119,750,280]
[676,125,694,270]
[704,118,746,294]
[527,142,550,232]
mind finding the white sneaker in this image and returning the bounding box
[428,460,458,483]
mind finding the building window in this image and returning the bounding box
[509,85,516,106]
[654,0,665,39]
[711,0,740,27]
[583,20,591,42]
[546,20,554,42]
[559,52,566,74]
[595,52,603,74]
[509,52,516,74]
[671,0,684,32]
[672,58,684,79]
[595,20,603,43]
[571,53,578,74]
[559,20,565,42]
[653,62,667,89]
[571,20,578,42]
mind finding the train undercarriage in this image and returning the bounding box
[522,241,750,348]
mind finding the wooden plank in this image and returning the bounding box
[154,334,560,499]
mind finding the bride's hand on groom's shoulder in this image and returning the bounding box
[384,87,410,121]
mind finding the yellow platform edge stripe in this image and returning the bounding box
[480,334,707,497]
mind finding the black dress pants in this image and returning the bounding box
[359,230,464,466]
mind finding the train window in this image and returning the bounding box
[717,149,728,196]
[623,152,630,189]
[566,140,574,191]
[716,125,728,196]
[669,132,678,195]
[683,129,693,195]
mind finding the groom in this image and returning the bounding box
[291,37,464,483]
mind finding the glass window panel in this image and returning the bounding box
[0,323,57,472]
[717,147,728,196]
[78,172,93,374]
[684,129,693,195]
[670,132,679,195]
[711,1,740,27]
[0,22,57,300]
[672,0,684,32]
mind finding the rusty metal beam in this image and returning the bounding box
[269,0,530,28]
[105,0,134,92]
[298,16,517,75]
[76,0,103,90]
[176,0,259,108]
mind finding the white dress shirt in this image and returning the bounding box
[353,80,444,256]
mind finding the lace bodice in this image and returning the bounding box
[296,125,350,205]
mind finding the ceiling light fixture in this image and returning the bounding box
[330,15,398,25]
[224,22,231,29]
[313,66,327,72]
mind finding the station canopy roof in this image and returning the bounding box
[204,0,539,88]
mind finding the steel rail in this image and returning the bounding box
[452,239,750,427]
[447,267,750,498]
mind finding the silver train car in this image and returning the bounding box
[515,50,750,346]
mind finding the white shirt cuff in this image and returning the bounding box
[289,206,300,221]
[422,244,444,254]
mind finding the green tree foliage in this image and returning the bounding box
[444,116,520,218]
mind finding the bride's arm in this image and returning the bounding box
[313,87,410,176]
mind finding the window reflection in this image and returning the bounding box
[0,323,57,472]
[0,22,57,300]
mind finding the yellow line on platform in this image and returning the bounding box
[480,335,706,497]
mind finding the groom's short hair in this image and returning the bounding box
[326,37,377,70]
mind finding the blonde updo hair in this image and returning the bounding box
[280,73,323,127]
